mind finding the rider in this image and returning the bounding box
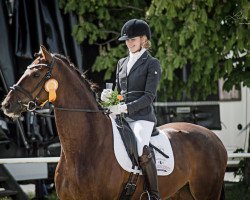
[101,19,162,200]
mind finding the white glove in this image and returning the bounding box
[109,104,128,115]
[101,89,113,102]
[118,104,128,114]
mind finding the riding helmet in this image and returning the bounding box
[118,19,151,41]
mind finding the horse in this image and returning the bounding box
[1,46,227,200]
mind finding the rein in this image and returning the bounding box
[54,106,103,113]
[33,90,150,116]
[31,106,104,119]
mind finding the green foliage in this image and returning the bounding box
[225,182,250,200]
[59,0,148,44]
[148,0,250,100]
[233,148,245,181]
[0,198,11,200]
[60,0,250,100]
[59,0,148,80]
[92,44,127,79]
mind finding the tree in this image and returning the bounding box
[60,0,250,100]
[59,0,148,79]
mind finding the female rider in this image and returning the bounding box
[101,19,162,200]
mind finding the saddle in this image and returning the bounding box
[115,116,140,168]
[114,117,167,169]
[115,116,169,200]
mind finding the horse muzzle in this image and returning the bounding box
[1,96,25,118]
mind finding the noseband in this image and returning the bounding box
[10,57,56,111]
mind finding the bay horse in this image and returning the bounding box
[1,46,227,200]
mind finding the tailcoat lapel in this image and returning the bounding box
[120,57,129,75]
[118,57,129,93]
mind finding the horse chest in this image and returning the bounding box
[55,161,107,199]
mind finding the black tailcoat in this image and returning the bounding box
[116,51,162,123]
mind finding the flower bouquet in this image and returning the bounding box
[100,89,124,108]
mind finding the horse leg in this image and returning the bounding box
[169,184,195,200]
[54,152,75,200]
[188,175,224,200]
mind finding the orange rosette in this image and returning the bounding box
[44,79,59,102]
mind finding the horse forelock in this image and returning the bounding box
[53,53,99,93]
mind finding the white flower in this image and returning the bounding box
[101,89,113,102]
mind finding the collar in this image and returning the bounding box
[129,48,146,60]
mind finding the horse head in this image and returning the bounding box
[2,45,58,118]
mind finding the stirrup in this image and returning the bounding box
[139,191,161,200]
[139,190,150,200]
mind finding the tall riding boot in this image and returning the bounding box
[139,145,161,200]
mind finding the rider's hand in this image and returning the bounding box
[109,104,127,115]
[101,89,113,102]
[118,104,127,114]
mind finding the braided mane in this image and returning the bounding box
[53,53,98,92]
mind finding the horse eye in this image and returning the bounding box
[33,72,40,78]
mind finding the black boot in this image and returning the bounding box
[139,145,161,200]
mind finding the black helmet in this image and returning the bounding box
[118,19,151,41]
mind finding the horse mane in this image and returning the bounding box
[53,53,99,93]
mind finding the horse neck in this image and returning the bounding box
[52,62,111,161]
[54,65,97,110]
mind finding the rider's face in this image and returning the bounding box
[125,37,142,53]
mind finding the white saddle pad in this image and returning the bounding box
[110,117,174,176]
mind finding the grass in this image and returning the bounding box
[45,192,59,200]
[27,191,59,200]
[225,182,250,200]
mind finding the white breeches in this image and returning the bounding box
[127,120,154,156]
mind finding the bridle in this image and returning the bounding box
[10,55,103,114]
[10,57,55,112]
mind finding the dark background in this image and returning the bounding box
[0,0,102,159]
[0,0,104,95]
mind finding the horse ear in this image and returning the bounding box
[40,45,52,62]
